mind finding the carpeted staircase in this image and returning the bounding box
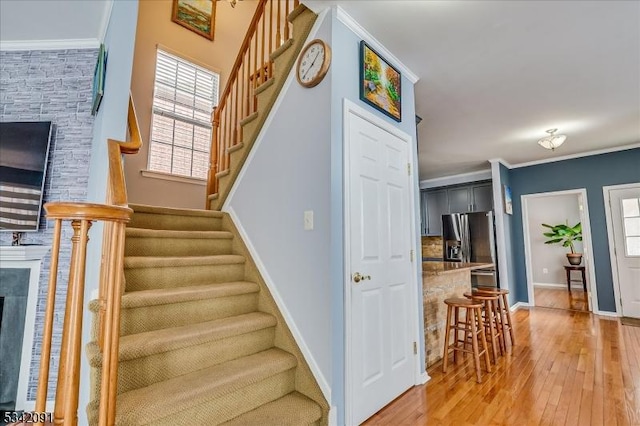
[87,204,328,425]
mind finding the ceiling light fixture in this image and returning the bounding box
[537,128,567,150]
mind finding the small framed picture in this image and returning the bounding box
[359,41,401,122]
[91,44,106,116]
[503,185,513,215]
[172,0,216,41]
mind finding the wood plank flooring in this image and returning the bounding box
[364,307,640,425]
[534,287,589,312]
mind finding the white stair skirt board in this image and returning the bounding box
[225,206,331,402]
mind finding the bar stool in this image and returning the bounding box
[442,297,492,383]
[464,291,504,362]
[474,288,515,348]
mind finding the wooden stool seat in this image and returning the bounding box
[473,288,515,347]
[464,291,504,361]
[442,297,492,383]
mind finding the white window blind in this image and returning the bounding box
[148,49,219,179]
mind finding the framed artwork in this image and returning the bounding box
[359,40,401,122]
[172,0,216,40]
[503,185,513,215]
[91,44,106,116]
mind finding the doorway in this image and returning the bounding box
[343,100,421,425]
[604,183,640,319]
[522,189,598,313]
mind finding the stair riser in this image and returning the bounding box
[120,294,259,335]
[138,370,296,426]
[124,263,245,291]
[124,237,232,257]
[116,328,276,394]
[129,213,223,231]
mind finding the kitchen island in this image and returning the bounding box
[422,261,493,367]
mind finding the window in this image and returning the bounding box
[148,49,219,179]
[622,198,640,256]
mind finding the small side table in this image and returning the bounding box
[564,265,586,292]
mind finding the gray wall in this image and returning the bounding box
[510,148,640,312]
[0,48,98,399]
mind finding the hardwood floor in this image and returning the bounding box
[363,307,640,425]
[534,286,589,312]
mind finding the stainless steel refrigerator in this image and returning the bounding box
[442,211,499,288]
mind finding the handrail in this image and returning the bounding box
[35,95,141,426]
[207,0,300,197]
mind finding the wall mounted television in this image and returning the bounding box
[0,121,53,232]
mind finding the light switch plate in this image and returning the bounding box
[304,210,314,230]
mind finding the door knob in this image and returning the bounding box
[352,272,371,283]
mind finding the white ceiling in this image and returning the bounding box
[1,1,638,180]
[307,0,640,180]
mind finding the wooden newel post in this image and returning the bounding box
[54,219,92,426]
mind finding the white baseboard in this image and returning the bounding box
[533,282,584,289]
[225,206,331,403]
[595,310,619,318]
[417,371,431,385]
[328,406,338,426]
[510,302,532,312]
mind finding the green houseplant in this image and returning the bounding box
[542,221,583,265]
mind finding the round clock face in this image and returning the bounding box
[296,39,331,88]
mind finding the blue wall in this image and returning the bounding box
[510,148,640,312]
[499,163,519,304]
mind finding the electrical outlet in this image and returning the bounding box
[304,210,314,230]
[543,268,548,274]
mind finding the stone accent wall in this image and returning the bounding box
[0,49,97,400]
[423,270,471,367]
[422,235,443,258]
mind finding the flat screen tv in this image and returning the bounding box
[0,121,53,232]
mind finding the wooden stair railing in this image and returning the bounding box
[34,96,142,426]
[206,0,300,198]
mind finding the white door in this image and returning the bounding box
[608,185,640,318]
[347,110,415,425]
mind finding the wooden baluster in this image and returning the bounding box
[285,0,290,40]
[261,14,266,84]
[269,0,273,78]
[276,0,281,48]
[226,101,231,169]
[54,219,92,426]
[239,62,244,143]
[97,220,114,349]
[245,50,250,116]
[208,107,219,196]
[253,33,259,111]
[99,221,127,426]
[294,0,299,7]
[35,219,62,415]
[232,79,238,146]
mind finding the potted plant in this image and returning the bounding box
[542,221,583,265]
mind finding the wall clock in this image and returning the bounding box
[296,39,331,88]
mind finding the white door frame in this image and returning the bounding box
[521,188,599,313]
[603,182,640,317]
[343,98,422,425]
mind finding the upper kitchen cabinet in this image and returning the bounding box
[420,181,494,235]
[424,189,448,236]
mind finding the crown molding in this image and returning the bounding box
[334,6,419,84]
[495,143,640,170]
[419,169,491,189]
[0,38,100,51]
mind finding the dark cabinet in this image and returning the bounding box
[420,181,494,235]
[425,189,448,236]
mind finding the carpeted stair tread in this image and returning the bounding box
[114,348,297,425]
[120,281,259,308]
[130,203,224,218]
[221,392,322,426]
[89,312,276,364]
[125,228,233,239]
[124,254,245,269]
